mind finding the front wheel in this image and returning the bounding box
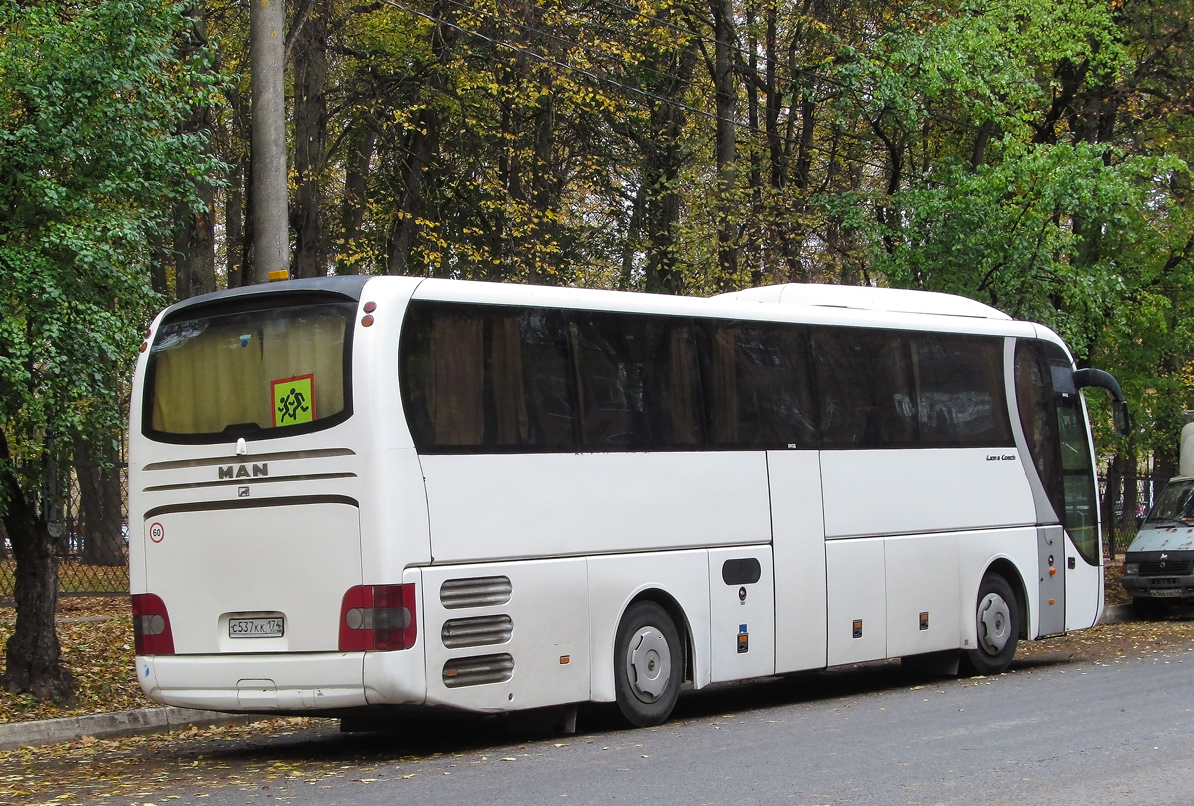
[613,601,684,727]
[962,572,1020,676]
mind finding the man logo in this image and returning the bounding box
[219,463,269,480]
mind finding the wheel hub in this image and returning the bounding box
[977,592,1011,654]
[626,626,671,702]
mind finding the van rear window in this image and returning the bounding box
[144,299,355,442]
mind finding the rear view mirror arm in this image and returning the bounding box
[1072,368,1131,437]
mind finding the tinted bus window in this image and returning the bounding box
[700,321,817,448]
[571,313,703,449]
[813,328,917,448]
[400,304,574,451]
[912,334,1012,447]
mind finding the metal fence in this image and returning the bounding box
[0,462,129,605]
[1100,473,1169,561]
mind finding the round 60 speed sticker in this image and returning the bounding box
[149,522,165,543]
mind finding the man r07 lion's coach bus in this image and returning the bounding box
[128,277,1128,727]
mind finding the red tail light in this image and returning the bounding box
[131,593,175,655]
[339,584,417,651]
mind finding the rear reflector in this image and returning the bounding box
[131,593,175,655]
[339,584,417,651]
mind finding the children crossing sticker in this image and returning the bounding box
[271,374,316,426]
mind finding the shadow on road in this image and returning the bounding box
[190,655,1049,766]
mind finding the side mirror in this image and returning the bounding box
[1113,400,1131,438]
[1073,368,1131,438]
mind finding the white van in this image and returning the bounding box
[1121,478,1194,618]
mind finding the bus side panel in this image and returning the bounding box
[1065,533,1102,630]
[588,550,711,702]
[825,538,887,665]
[884,533,961,657]
[956,527,1039,644]
[820,449,1036,538]
[767,451,828,674]
[420,558,589,713]
[420,452,771,563]
[708,545,774,683]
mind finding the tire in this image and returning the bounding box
[613,601,684,728]
[1133,597,1170,621]
[962,573,1020,676]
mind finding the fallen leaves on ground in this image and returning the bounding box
[0,597,154,723]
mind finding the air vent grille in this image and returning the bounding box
[443,653,515,688]
[441,615,514,649]
[440,576,512,609]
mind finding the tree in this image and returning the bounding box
[0,0,222,701]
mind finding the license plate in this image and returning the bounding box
[1151,589,1183,598]
[228,616,285,638]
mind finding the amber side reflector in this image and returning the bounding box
[1048,598,1056,605]
[361,314,374,327]
[559,655,570,665]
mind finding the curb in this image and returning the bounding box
[0,706,262,751]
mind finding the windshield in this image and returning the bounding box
[1145,480,1194,524]
[143,298,355,442]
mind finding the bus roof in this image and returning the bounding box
[716,283,1011,320]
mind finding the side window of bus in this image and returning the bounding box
[912,334,1012,447]
[570,313,703,449]
[700,321,817,448]
[812,328,917,448]
[399,304,574,451]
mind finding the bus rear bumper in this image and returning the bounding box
[137,652,373,713]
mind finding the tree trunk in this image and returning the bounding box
[225,156,247,289]
[175,4,216,300]
[710,0,737,286]
[250,0,290,283]
[74,438,125,567]
[0,434,73,702]
[174,180,216,300]
[337,125,377,275]
[292,0,328,279]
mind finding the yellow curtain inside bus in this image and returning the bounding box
[151,312,347,435]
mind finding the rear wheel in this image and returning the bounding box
[963,572,1020,675]
[613,601,683,727]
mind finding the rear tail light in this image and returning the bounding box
[339,584,417,651]
[131,593,175,655]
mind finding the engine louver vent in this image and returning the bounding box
[441,614,514,648]
[440,576,512,609]
[443,653,515,688]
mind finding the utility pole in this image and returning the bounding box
[250,0,289,283]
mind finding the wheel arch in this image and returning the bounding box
[625,588,694,684]
[983,557,1029,640]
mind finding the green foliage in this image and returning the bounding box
[0,0,222,490]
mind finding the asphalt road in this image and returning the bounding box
[157,648,1194,806]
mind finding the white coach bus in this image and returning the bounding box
[128,277,1129,727]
